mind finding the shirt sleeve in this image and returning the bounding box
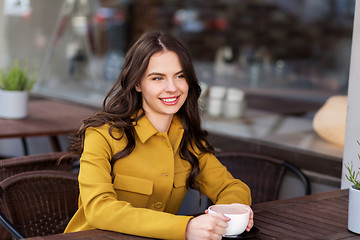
[78,126,192,240]
[196,152,252,206]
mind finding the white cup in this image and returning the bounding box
[209,86,226,99]
[226,88,245,102]
[208,203,250,236]
[224,100,246,118]
[223,88,246,118]
[207,86,226,117]
[207,98,223,116]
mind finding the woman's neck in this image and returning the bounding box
[146,113,173,133]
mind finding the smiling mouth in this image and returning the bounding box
[160,96,180,104]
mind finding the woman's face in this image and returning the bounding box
[136,50,189,120]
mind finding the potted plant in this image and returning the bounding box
[344,141,360,234]
[0,60,37,119]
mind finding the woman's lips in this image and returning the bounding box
[160,96,180,105]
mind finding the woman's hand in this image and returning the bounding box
[228,203,254,232]
[245,205,254,232]
[185,213,230,240]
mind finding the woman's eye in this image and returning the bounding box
[152,77,163,81]
[176,74,185,79]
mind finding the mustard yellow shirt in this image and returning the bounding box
[64,114,251,239]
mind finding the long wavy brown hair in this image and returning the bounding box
[69,31,214,192]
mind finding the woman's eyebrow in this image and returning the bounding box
[147,70,183,77]
[147,72,165,77]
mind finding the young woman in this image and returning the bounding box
[64,31,253,240]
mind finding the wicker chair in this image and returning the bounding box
[214,151,311,204]
[0,152,76,180]
[0,152,77,239]
[0,170,79,239]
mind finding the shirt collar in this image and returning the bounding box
[134,113,184,144]
[168,115,184,153]
[134,115,158,143]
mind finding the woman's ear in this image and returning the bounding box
[135,84,141,92]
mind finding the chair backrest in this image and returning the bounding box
[216,151,311,204]
[0,152,76,181]
[0,152,77,240]
[0,170,79,239]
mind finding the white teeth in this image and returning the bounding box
[162,97,177,102]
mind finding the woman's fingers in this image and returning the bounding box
[246,207,254,231]
[186,213,230,240]
[246,217,254,231]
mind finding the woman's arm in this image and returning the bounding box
[77,126,192,240]
[189,152,254,236]
[196,152,252,205]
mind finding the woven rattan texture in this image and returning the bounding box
[216,152,287,204]
[0,152,74,180]
[0,153,76,239]
[0,170,79,238]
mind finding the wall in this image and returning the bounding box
[0,1,5,67]
[342,0,360,189]
[0,0,62,68]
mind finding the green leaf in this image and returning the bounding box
[344,141,360,189]
[0,59,37,91]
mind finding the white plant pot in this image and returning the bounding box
[0,89,29,119]
[348,185,360,234]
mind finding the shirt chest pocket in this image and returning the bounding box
[168,171,189,209]
[173,171,189,188]
[113,174,153,208]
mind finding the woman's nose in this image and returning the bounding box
[165,79,177,92]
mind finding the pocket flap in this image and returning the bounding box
[113,174,153,195]
[173,171,189,188]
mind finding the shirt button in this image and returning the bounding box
[160,173,168,177]
[154,202,163,209]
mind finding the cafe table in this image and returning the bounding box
[23,189,358,240]
[0,97,96,155]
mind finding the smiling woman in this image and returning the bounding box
[63,31,253,240]
[135,51,189,133]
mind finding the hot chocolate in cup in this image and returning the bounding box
[208,203,250,236]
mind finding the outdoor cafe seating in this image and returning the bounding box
[0,152,77,239]
[0,97,354,239]
[0,149,314,240]
[0,170,79,240]
[214,151,311,204]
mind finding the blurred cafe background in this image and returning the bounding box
[0,0,356,207]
